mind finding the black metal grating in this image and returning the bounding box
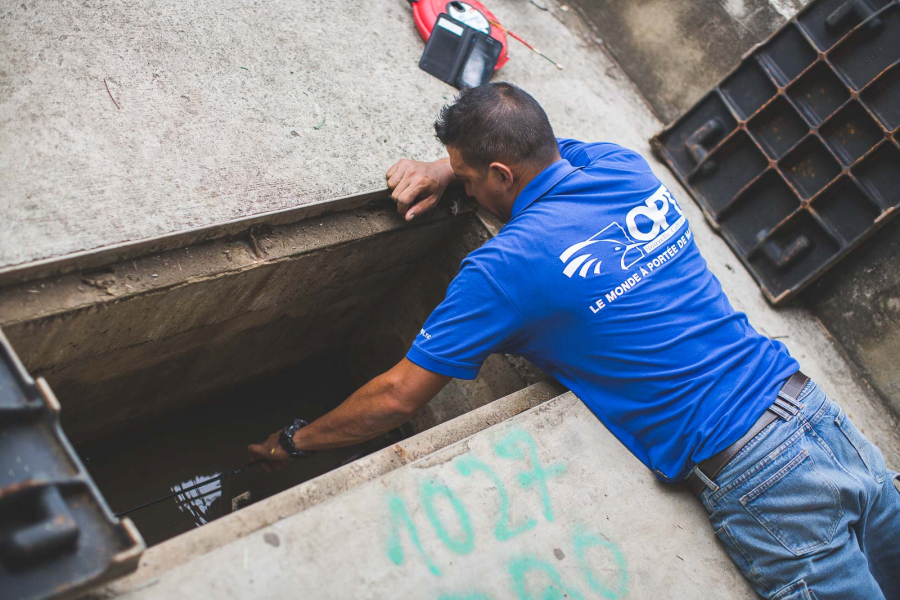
[0,330,144,600]
[652,0,900,304]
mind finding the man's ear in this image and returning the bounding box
[488,162,515,188]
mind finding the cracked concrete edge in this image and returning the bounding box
[0,187,400,288]
[0,196,471,327]
[96,379,567,595]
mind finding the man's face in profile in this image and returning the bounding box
[447,146,514,222]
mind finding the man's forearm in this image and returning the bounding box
[291,373,409,450]
[292,358,450,451]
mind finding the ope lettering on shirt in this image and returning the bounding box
[625,186,683,242]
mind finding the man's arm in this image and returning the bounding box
[386,157,455,221]
[248,358,450,470]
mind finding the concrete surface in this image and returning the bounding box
[2,0,447,269]
[803,216,900,417]
[0,0,642,271]
[103,392,758,600]
[566,0,803,123]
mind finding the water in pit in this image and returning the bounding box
[75,353,405,546]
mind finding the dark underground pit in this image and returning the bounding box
[0,201,544,546]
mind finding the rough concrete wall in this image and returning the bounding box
[803,217,900,416]
[0,204,469,441]
[0,204,541,443]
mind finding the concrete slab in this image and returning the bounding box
[803,216,900,418]
[107,393,757,600]
[1,0,443,269]
[0,0,649,272]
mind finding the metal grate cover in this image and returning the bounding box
[652,0,900,304]
[0,330,144,600]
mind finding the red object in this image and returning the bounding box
[411,0,509,70]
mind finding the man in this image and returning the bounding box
[250,83,899,598]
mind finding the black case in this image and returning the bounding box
[419,14,502,89]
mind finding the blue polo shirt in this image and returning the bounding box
[406,138,798,481]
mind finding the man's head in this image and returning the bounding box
[434,82,560,221]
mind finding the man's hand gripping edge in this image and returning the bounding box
[385,158,455,222]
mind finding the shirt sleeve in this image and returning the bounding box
[557,137,633,168]
[406,261,527,380]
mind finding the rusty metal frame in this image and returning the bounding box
[652,0,900,304]
[0,329,144,600]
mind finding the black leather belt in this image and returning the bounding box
[687,371,810,497]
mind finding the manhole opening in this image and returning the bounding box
[1,202,543,547]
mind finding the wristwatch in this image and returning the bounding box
[279,418,314,458]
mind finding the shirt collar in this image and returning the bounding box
[509,159,583,220]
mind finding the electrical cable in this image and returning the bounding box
[487,19,563,69]
[114,460,264,518]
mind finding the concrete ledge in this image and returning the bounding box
[0,200,478,442]
[0,189,382,287]
[103,390,755,599]
[96,379,567,596]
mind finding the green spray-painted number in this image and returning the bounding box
[421,478,475,555]
[509,556,586,600]
[573,530,628,599]
[386,493,441,576]
[493,429,565,522]
[455,455,536,541]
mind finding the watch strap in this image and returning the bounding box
[279,418,313,458]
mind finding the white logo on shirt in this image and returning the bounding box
[559,222,644,277]
[625,185,684,248]
[559,185,685,279]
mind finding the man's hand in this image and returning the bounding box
[386,158,455,222]
[247,431,290,473]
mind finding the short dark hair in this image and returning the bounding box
[434,82,558,170]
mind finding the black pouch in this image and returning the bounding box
[419,14,502,89]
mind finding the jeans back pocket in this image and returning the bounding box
[835,409,887,484]
[740,448,842,556]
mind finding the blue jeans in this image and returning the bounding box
[698,380,900,599]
